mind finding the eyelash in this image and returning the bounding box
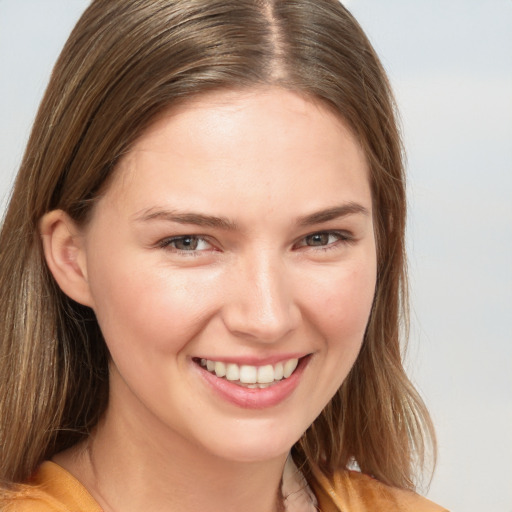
[294,231,353,251]
[158,235,212,255]
[158,231,353,255]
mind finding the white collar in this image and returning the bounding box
[281,456,318,511]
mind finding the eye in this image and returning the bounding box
[295,231,352,250]
[160,235,212,252]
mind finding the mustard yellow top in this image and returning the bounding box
[1,461,448,512]
[309,465,448,512]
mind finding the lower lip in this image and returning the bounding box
[194,357,309,409]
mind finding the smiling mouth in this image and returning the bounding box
[194,357,300,389]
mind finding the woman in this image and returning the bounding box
[0,1,447,511]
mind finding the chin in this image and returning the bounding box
[196,420,305,464]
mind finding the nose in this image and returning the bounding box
[221,254,301,343]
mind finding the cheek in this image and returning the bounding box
[306,260,376,341]
[87,252,221,359]
[304,258,376,391]
[290,259,377,422]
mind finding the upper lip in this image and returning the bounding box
[193,353,309,366]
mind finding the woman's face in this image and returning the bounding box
[78,88,377,462]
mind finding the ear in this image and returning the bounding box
[39,210,95,308]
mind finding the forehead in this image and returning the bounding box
[99,87,371,220]
[137,87,361,150]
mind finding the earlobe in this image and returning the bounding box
[39,210,95,308]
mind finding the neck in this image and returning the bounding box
[56,397,287,512]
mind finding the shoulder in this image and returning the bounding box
[0,462,101,512]
[1,488,68,512]
[309,466,449,512]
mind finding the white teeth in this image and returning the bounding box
[274,362,284,381]
[257,365,275,384]
[283,358,299,378]
[199,357,300,385]
[214,361,226,377]
[225,363,240,381]
[239,365,257,384]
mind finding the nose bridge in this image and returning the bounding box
[223,248,299,342]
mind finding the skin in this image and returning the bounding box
[43,87,377,512]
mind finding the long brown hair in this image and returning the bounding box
[0,0,435,490]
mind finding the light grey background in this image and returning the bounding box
[1,1,511,511]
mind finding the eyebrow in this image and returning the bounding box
[296,203,369,227]
[134,202,369,230]
[134,209,238,230]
